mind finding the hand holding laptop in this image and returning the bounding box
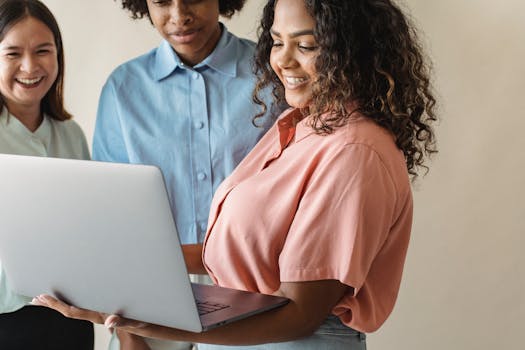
[31,294,154,331]
[31,295,153,348]
[32,295,108,326]
[0,154,288,332]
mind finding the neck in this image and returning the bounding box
[6,103,43,132]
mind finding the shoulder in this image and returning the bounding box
[223,30,256,64]
[342,117,396,151]
[305,113,396,153]
[47,117,90,159]
[105,46,159,87]
[305,114,409,190]
[231,34,256,52]
[338,117,410,192]
[48,117,85,137]
[223,26,256,50]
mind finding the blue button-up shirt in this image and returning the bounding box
[93,26,278,244]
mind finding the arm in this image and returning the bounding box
[35,280,350,345]
[182,243,206,275]
[116,329,151,350]
[92,79,129,163]
[115,280,350,345]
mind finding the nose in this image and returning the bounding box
[19,54,38,73]
[169,1,193,26]
[275,45,297,70]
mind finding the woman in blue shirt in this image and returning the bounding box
[92,1,281,349]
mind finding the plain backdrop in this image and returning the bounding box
[38,1,525,349]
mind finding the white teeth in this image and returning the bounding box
[285,76,307,85]
[16,77,42,85]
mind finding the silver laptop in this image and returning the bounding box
[0,154,288,332]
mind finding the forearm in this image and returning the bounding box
[116,330,151,350]
[181,244,207,275]
[34,281,348,346]
[121,299,316,345]
[115,280,348,346]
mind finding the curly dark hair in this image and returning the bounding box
[254,0,437,179]
[117,0,246,19]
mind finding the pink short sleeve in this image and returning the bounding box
[278,143,398,293]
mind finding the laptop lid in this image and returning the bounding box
[0,154,287,332]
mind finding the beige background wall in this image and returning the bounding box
[40,1,525,349]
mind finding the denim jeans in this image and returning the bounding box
[198,315,366,350]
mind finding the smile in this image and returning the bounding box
[16,77,44,85]
[284,76,309,88]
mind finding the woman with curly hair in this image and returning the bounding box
[37,0,437,349]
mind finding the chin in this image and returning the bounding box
[285,99,311,109]
[285,93,313,110]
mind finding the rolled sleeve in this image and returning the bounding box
[278,143,397,293]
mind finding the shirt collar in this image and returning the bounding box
[153,40,179,81]
[153,23,237,81]
[294,115,314,143]
[277,108,315,147]
[277,103,363,146]
[199,23,237,77]
[0,107,51,137]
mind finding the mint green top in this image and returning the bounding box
[0,107,90,313]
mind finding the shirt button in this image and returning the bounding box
[192,72,199,80]
[195,121,204,129]
[197,172,207,181]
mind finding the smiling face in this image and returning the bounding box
[0,16,58,118]
[270,0,318,109]
[146,0,221,66]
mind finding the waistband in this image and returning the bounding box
[314,315,366,341]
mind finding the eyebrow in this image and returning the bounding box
[0,42,55,50]
[270,29,315,38]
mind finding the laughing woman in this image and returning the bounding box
[35,0,437,349]
[0,0,92,349]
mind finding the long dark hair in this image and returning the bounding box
[117,0,247,19]
[0,0,71,121]
[254,0,437,178]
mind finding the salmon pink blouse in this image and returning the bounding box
[202,108,413,332]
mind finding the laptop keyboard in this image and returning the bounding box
[196,300,231,315]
